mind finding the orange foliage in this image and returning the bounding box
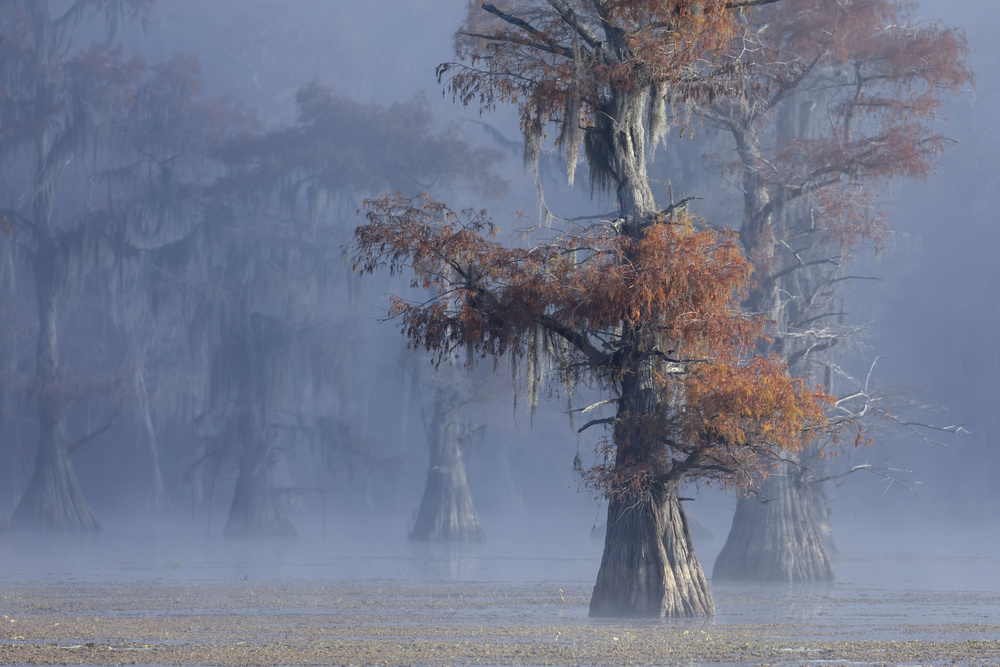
[724,0,971,250]
[353,193,830,494]
[351,0,933,500]
[441,0,753,178]
[702,1,970,444]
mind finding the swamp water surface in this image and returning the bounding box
[0,516,998,666]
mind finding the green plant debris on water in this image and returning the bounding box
[0,581,998,666]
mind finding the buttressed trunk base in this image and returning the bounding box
[224,469,296,538]
[590,484,714,618]
[713,459,834,583]
[409,444,485,543]
[12,421,100,532]
[410,387,484,542]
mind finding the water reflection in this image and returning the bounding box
[408,541,483,582]
[1,516,999,642]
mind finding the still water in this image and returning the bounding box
[0,513,998,665]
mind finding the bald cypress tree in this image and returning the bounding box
[701,0,971,582]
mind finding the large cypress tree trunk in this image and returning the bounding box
[584,77,714,617]
[713,457,833,583]
[224,466,295,538]
[223,399,295,538]
[591,483,714,617]
[12,241,100,532]
[714,99,837,582]
[11,414,99,531]
[410,385,484,542]
[589,351,714,618]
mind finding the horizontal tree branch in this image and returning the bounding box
[578,417,616,433]
[480,3,577,58]
[725,0,783,8]
[572,398,618,413]
[545,0,602,51]
[460,29,574,59]
[660,196,701,221]
[538,314,610,369]
[809,463,920,498]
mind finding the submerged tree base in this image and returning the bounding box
[713,460,834,583]
[12,438,100,532]
[590,485,714,618]
[223,472,296,539]
[409,384,484,543]
[409,473,485,543]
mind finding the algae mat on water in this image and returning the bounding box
[1,580,998,665]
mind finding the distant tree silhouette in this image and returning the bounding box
[185,83,506,538]
[0,0,239,530]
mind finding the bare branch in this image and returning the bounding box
[660,196,701,221]
[480,3,576,58]
[545,0,602,51]
[725,0,782,8]
[572,398,618,413]
[810,463,920,498]
[461,29,574,59]
[896,421,971,437]
[578,417,616,433]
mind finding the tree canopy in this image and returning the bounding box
[353,193,829,503]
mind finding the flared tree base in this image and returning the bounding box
[12,440,100,532]
[410,467,484,543]
[223,472,296,538]
[410,383,484,543]
[713,460,834,583]
[590,486,714,618]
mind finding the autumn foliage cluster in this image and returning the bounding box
[353,193,828,496]
[444,0,758,185]
[725,0,971,255]
[351,0,968,516]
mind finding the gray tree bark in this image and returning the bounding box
[224,466,295,538]
[222,377,295,538]
[12,213,100,531]
[713,97,837,582]
[589,325,713,617]
[591,484,714,617]
[713,457,833,583]
[582,44,714,613]
[410,384,484,542]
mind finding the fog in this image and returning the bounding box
[1,0,999,661]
